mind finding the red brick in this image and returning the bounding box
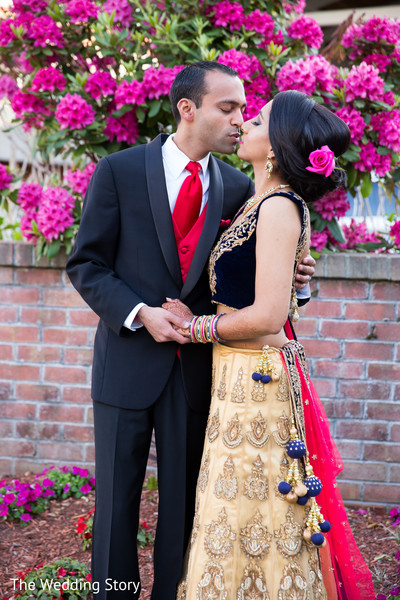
[320,399,334,417]
[43,289,87,307]
[1,287,40,304]
[0,325,40,343]
[1,363,40,381]
[318,281,368,299]
[37,442,84,461]
[344,341,393,361]
[368,363,400,381]
[364,443,400,463]
[301,339,341,358]
[0,382,12,400]
[1,440,35,457]
[364,483,400,503]
[0,345,13,360]
[336,481,362,501]
[64,348,93,365]
[345,302,395,321]
[0,420,13,437]
[391,424,400,442]
[390,465,400,483]
[0,459,13,476]
[16,421,38,439]
[339,381,390,400]
[395,384,400,401]
[320,320,370,339]
[15,384,59,402]
[311,378,336,398]
[39,404,85,423]
[42,328,88,345]
[16,268,62,286]
[85,444,95,462]
[17,345,62,363]
[1,402,36,419]
[44,365,87,384]
[20,308,66,326]
[313,360,363,379]
[87,406,93,424]
[64,425,94,442]
[13,460,44,476]
[0,267,13,284]
[68,309,99,327]
[334,400,363,418]
[372,282,400,301]
[0,307,18,322]
[374,322,400,342]
[366,402,400,421]
[37,423,61,440]
[62,386,91,404]
[336,421,388,441]
[299,300,342,318]
[335,440,361,459]
[293,318,317,337]
[338,461,386,482]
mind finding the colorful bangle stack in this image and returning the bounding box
[188,314,226,344]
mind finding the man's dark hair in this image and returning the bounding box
[169,61,238,124]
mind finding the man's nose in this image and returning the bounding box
[231,108,244,127]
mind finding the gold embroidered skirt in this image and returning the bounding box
[177,342,327,600]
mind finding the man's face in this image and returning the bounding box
[192,71,246,155]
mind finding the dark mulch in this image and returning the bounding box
[0,485,398,599]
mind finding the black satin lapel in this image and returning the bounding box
[145,134,182,288]
[181,155,224,300]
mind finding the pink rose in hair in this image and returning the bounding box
[306,145,335,177]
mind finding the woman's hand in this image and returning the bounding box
[295,253,315,289]
[161,298,192,337]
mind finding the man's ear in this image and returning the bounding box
[177,98,196,122]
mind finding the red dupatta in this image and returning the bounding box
[283,318,375,599]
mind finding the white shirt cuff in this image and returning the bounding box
[123,303,146,330]
[296,283,311,300]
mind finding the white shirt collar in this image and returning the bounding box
[163,134,210,178]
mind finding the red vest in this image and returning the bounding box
[172,205,207,282]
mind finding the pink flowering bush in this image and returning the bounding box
[0,1,399,257]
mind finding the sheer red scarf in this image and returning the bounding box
[283,319,375,599]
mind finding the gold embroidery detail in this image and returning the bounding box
[240,510,272,560]
[190,498,200,547]
[204,507,236,559]
[198,450,210,493]
[246,411,269,448]
[277,562,308,600]
[214,456,238,501]
[211,364,216,398]
[308,552,326,598]
[222,412,243,449]
[217,363,227,401]
[276,370,289,402]
[231,366,245,403]
[196,561,228,600]
[208,408,220,443]
[176,579,186,600]
[237,562,270,600]
[251,379,267,403]
[272,411,291,447]
[274,508,303,557]
[243,455,268,501]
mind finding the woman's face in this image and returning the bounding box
[237,101,272,166]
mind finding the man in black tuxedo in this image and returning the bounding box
[66,61,313,600]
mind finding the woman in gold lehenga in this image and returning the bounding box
[167,90,374,599]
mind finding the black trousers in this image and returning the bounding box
[92,359,208,600]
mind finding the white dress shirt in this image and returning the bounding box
[123,135,211,330]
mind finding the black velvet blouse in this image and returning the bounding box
[209,190,309,311]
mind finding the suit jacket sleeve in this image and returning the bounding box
[66,157,144,336]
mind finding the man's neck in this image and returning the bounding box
[172,132,209,162]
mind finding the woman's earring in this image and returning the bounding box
[265,157,273,179]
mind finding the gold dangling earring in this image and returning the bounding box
[265,156,273,179]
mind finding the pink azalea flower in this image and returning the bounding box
[283,0,305,14]
[42,478,55,487]
[0,164,13,190]
[3,493,16,505]
[210,1,245,31]
[17,182,43,216]
[55,94,95,130]
[20,513,32,521]
[245,9,274,39]
[287,16,324,49]
[310,228,328,252]
[103,0,133,25]
[114,80,146,109]
[364,53,392,73]
[64,0,98,24]
[104,110,139,145]
[85,71,116,100]
[63,483,71,493]
[0,503,9,517]
[142,64,183,100]
[313,188,350,221]
[339,219,380,250]
[0,75,18,100]
[0,19,17,46]
[390,221,400,247]
[336,106,365,145]
[371,110,400,152]
[276,58,317,95]
[31,67,66,93]
[218,49,263,82]
[65,163,96,195]
[12,0,48,13]
[345,62,385,103]
[36,187,75,241]
[28,15,64,48]
[80,483,92,494]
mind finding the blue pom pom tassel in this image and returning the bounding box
[311,532,325,546]
[304,475,323,497]
[320,520,331,533]
[297,495,309,506]
[278,481,291,495]
[286,439,306,458]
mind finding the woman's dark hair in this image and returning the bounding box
[169,61,238,124]
[269,90,351,203]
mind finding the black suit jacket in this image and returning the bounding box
[66,134,254,412]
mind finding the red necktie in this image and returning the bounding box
[173,161,203,237]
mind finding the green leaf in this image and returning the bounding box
[360,173,373,198]
[327,219,345,244]
[346,166,358,190]
[377,147,391,156]
[47,239,61,260]
[148,99,162,118]
[341,148,361,162]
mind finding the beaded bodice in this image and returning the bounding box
[208,191,309,316]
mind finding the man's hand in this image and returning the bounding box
[295,253,316,290]
[137,306,190,344]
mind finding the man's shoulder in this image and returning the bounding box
[103,143,147,166]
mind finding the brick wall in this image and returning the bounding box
[1,242,399,508]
